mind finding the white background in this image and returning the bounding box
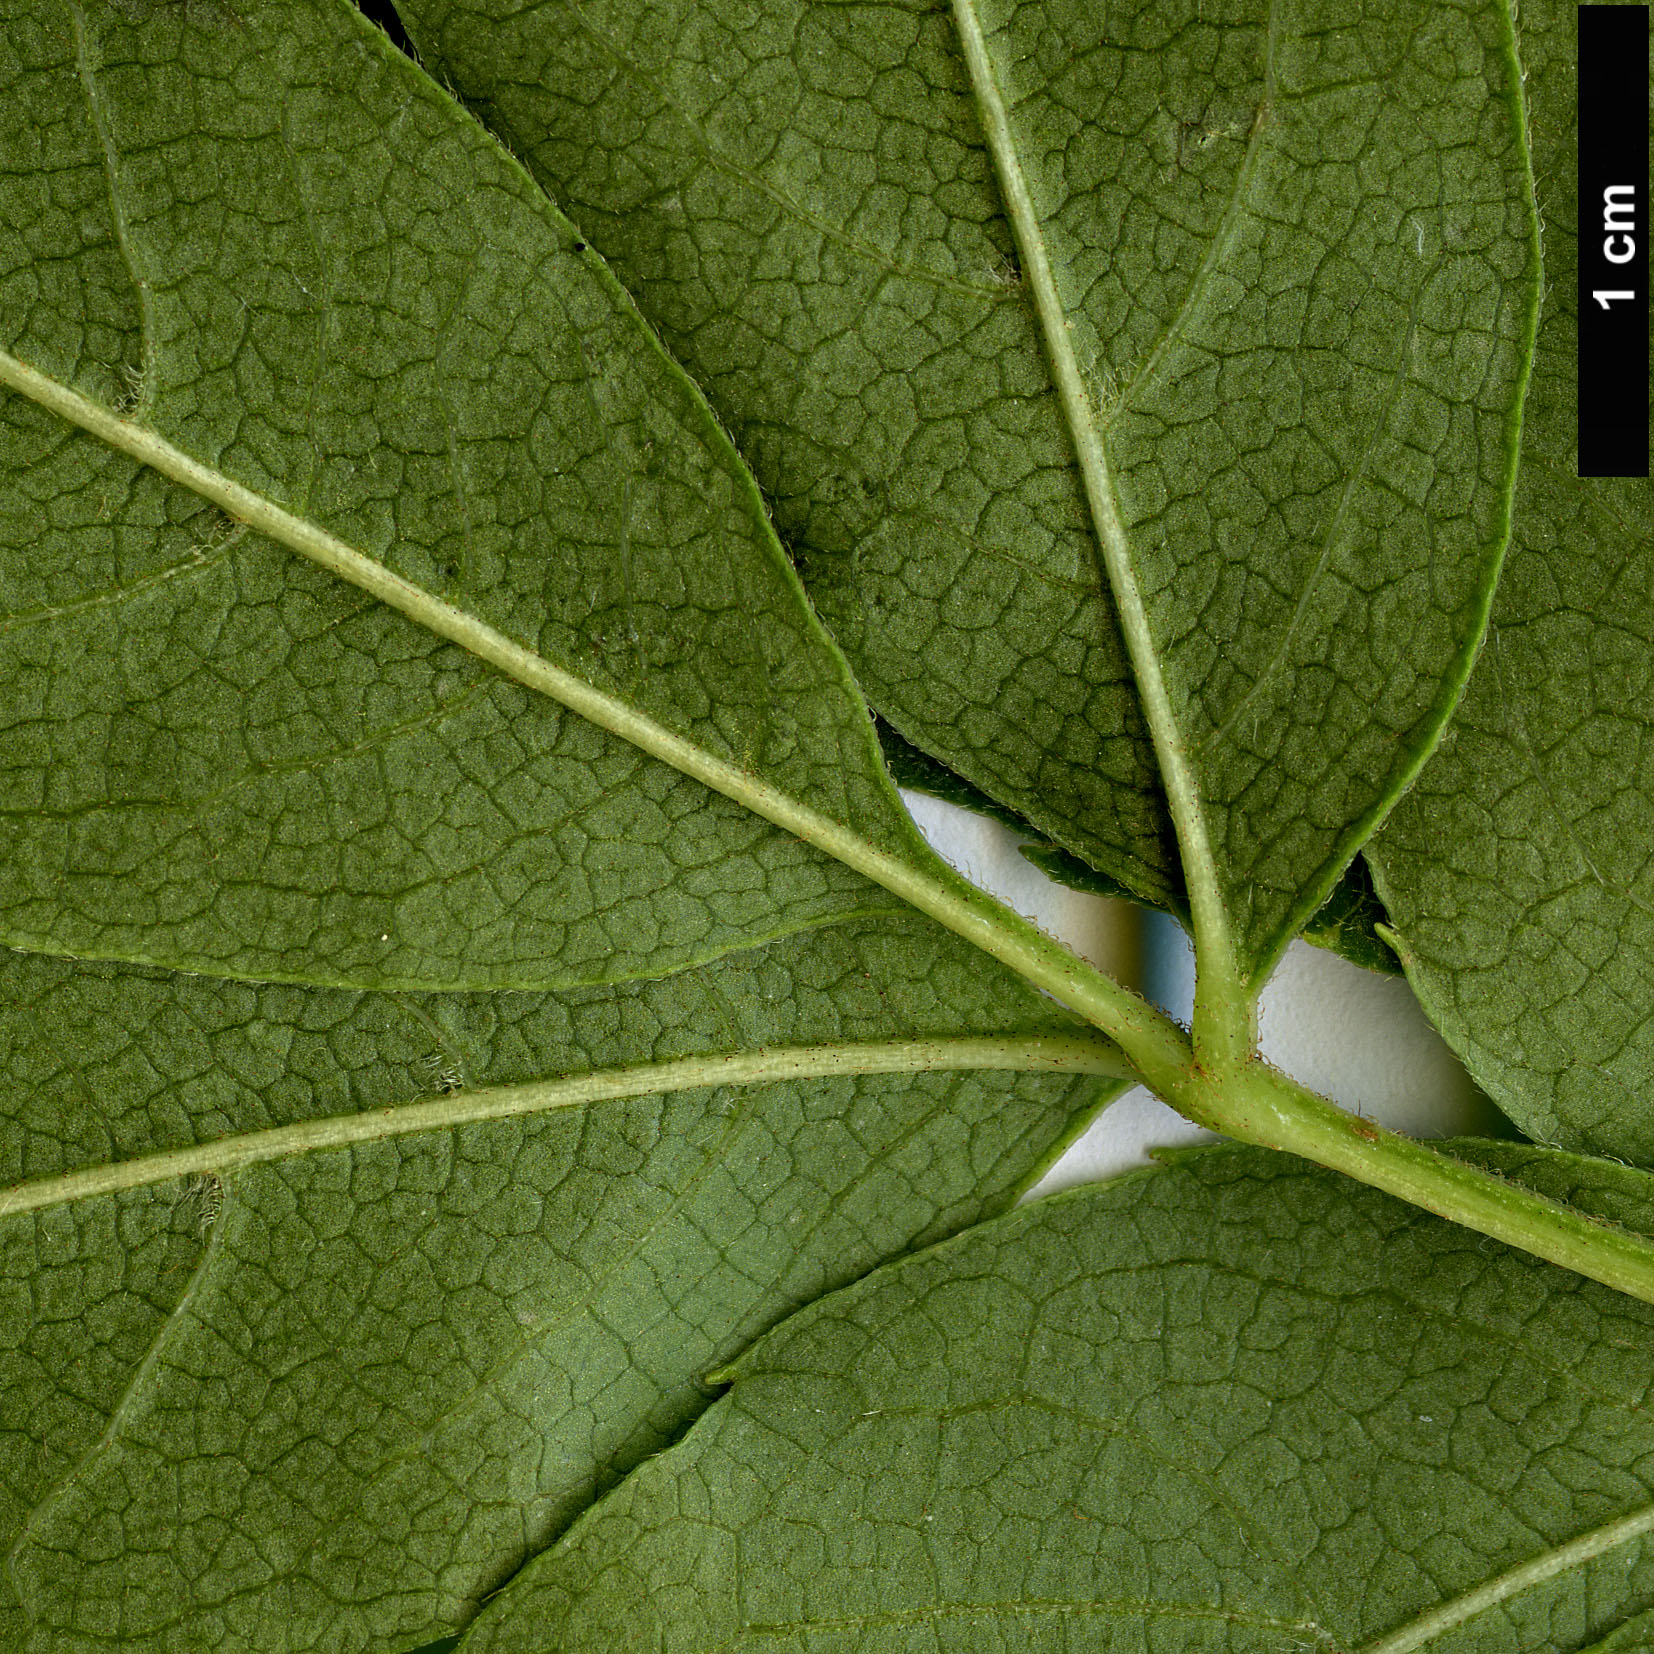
[900,790,1503,1197]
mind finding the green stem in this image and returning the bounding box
[1172,1060,1654,1306]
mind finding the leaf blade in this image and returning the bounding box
[460,1142,1654,1654]
[399,0,1542,991]
[0,0,1168,1073]
[0,0,927,991]
[0,914,1121,1651]
[958,0,1539,994]
[1367,0,1654,1165]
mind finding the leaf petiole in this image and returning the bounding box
[1170,1058,1654,1307]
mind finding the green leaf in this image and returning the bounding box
[0,0,972,992]
[396,0,1179,913]
[886,715,1399,980]
[1026,839,1402,978]
[1,1,1644,1648]
[0,914,1122,1652]
[875,718,1047,840]
[459,1142,1654,1654]
[1299,852,1402,977]
[1581,1610,1654,1654]
[398,0,1540,990]
[1368,0,1654,1166]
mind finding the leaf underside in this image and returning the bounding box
[0,0,1630,1650]
[0,914,1116,1652]
[1369,0,1654,1168]
[461,1143,1654,1654]
[0,0,958,995]
[401,0,1539,980]
[0,11,1128,1649]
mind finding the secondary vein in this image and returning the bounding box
[1357,1500,1654,1654]
[738,1598,1334,1643]
[69,0,156,417]
[0,1033,1130,1218]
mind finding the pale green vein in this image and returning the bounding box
[943,0,1246,1069]
[0,343,1189,1090]
[1096,0,1278,439]
[3,1163,233,1575]
[0,1033,1131,1218]
[1205,268,1424,754]
[0,532,238,637]
[1357,1500,1654,1654]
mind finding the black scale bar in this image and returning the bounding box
[1578,5,1651,478]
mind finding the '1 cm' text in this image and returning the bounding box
[1595,185,1639,309]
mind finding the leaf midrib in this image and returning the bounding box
[4,1,1192,1079]
[0,343,1181,1076]
[0,1032,1129,1218]
[942,0,1243,1051]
